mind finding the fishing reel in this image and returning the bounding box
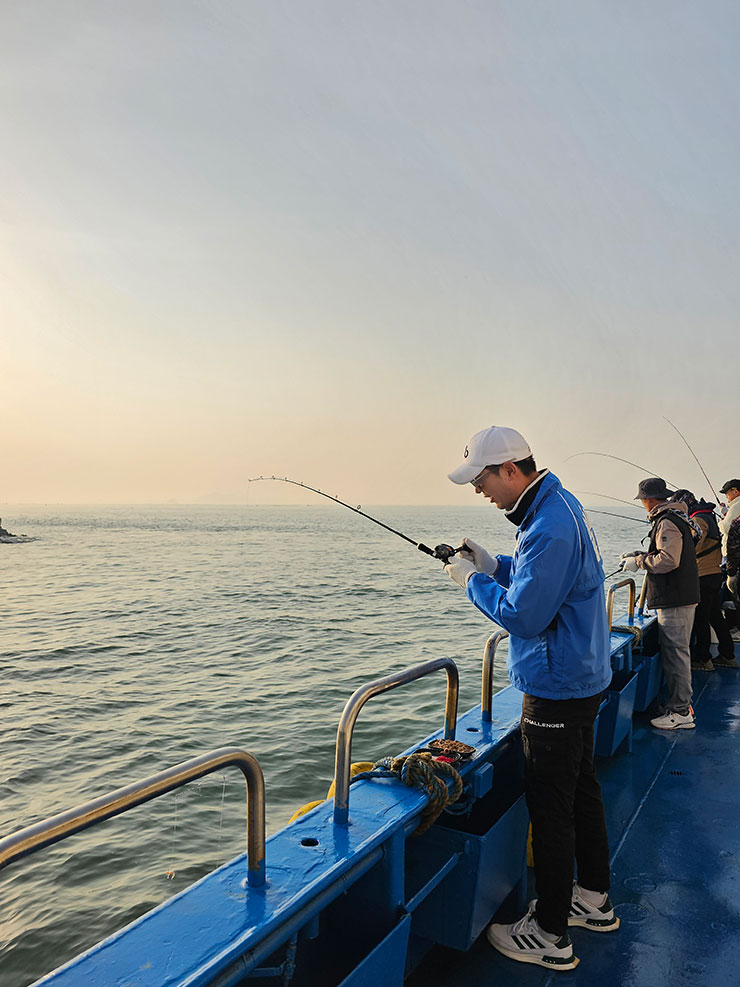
[417,542,468,564]
[433,543,467,564]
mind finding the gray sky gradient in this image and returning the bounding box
[1,2,738,505]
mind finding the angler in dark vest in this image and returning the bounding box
[620,478,700,730]
[670,490,737,669]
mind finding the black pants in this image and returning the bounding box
[521,692,610,937]
[693,573,735,661]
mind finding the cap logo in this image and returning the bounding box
[463,445,469,458]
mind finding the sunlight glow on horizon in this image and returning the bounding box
[2,3,738,505]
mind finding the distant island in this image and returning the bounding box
[0,517,30,543]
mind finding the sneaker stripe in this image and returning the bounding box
[512,935,526,950]
[529,936,545,948]
[571,901,589,914]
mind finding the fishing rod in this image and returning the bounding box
[664,417,723,505]
[566,452,679,489]
[587,509,649,525]
[247,476,464,564]
[575,490,649,511]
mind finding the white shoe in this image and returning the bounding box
[486,908,578,970]
[529,883,620,932]
[567,884,620,931]
[650,708,695,730]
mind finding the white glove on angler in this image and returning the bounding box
[619,555,641,573]
[620,551,642,560]
[445,555,478,589]
[461,537,500,577]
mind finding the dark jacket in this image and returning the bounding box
[642,502,700,609]
[727,517,740,578]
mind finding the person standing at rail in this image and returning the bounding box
[720,480,740,603]
[444,425,617,973]
[669,490,737,669]
[620,478,700,729]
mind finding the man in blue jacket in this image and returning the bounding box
[445,425,617,972]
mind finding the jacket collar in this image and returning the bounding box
[505,469,553,527]
[647,500,689,523]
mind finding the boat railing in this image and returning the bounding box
[332,657,459,825]
[637,573,649,617]
[0,746,266,887]
[481,630,509,723]
[606,577,636,630]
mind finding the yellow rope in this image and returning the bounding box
[612,624,643,645]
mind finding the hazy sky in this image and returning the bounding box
[2,2,738,505]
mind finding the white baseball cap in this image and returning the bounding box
[448,426,532,484]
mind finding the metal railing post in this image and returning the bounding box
[606,578,636,631]
[0,747,266,887]
[332,657,459,826]
[482,630,509,723]
[637,573,649,617]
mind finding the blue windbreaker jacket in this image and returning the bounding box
[466,472,611,700]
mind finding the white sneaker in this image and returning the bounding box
[567,884,620,931]
[486,908,578,970]
[650,708,695,730]
[529,883,620,932]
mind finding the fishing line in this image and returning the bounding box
[567,452,679,489]
[663,417,722,505]
[575,490,648,510]
[587,509,649,525]
[248,476,463,563]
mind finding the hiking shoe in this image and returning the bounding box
[650,709,695,730]
[713,654,739,668]
[691,658,715,671]
[529,883,620,933]
[486,908,578,970]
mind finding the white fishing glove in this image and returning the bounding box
[619,554,643,573]
[728,574,739,598]
[461,537,500,577]
[445,555,478,589]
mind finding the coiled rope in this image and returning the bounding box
[612,624,643,645]
[371,751,464,835]
[289,751,464,834]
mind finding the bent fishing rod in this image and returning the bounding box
[574,491,649,522]
[247,476,464,563]
[663,417,723,505]
[566,452,679,489]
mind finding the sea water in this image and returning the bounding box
[0,503,643,986]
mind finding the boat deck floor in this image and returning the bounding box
[409,646,740,987]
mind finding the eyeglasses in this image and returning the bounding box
[470,466,495,488]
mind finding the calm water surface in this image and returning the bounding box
[0,502,643,986]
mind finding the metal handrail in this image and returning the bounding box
[482,630,509,723]
[0,747,266,887]
[332,657,459,826]
[606,578,636,630]
[637,573,649,617]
